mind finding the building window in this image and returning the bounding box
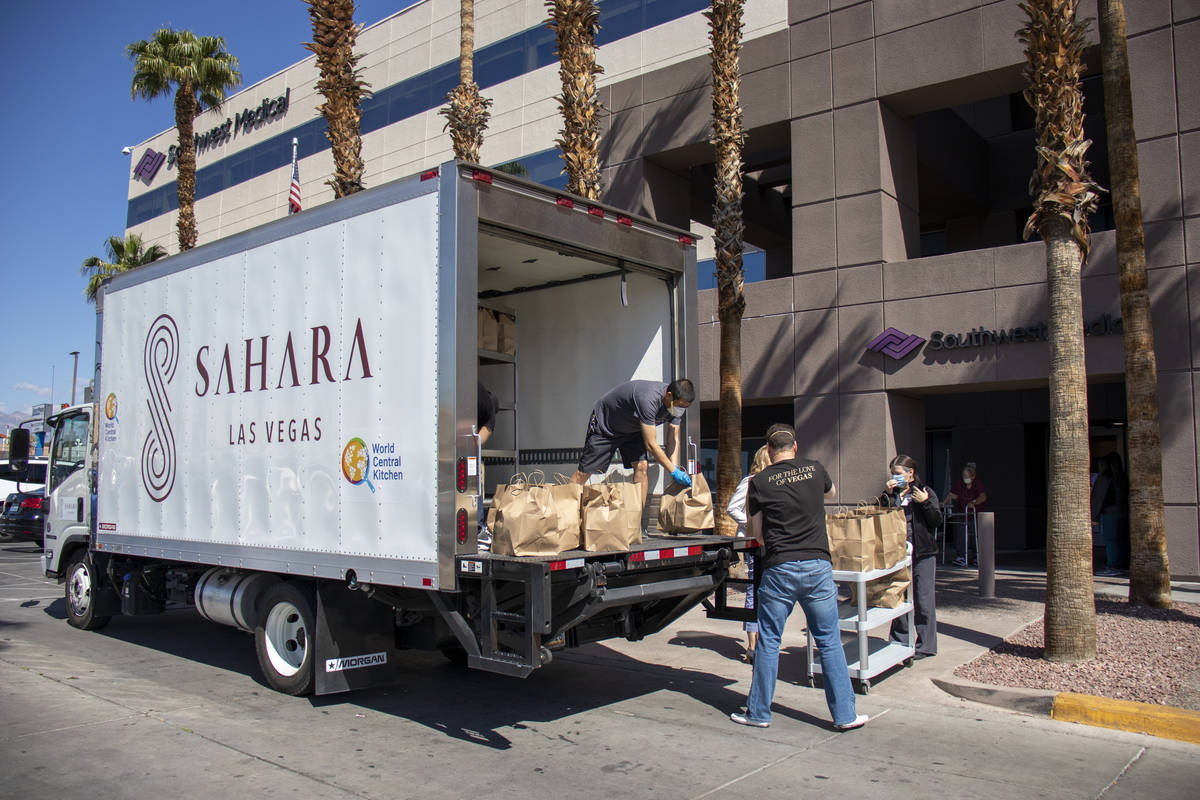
[914,75,1113,258]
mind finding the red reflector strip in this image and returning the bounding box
[587,206,604,218]
[630,545,702,564]
[472,170,493,184]
[422,577,433,587]
[617,215,632,226]
[555,196,574,209]
[420,168,439,181]
[744,539,760,548]
[678,235,694,246]
[549,557,585,571]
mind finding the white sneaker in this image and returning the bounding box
[730,711,770,728]
[835,714,869,731]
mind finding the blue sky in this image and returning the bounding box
[0,0,413,421]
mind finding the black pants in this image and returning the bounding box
[890,554,937,656]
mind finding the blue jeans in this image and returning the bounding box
[745,559,857,726]
[1100,513,1129,569]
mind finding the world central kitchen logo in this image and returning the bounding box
[341,438,404,493]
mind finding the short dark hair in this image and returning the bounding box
[667,378,695,403]
[765,423,796,450]
[889,454,920,483]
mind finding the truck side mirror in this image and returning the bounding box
[8,428,29,471]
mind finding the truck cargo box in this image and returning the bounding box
[94,163,703,591]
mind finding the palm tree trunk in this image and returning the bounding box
[460,0,474,83]
[306,0,369,197]
[1020,0,1099,661]
[441,0,492,164]
[1042,214,1098,660]
[710,0,745,537]
[1098,0,1171,606]
[173,87,198,251]
[548,0,603,200]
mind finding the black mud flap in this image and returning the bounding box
[314,584,399,695]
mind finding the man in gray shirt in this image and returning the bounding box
[571,378,695,506]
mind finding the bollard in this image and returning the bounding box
[977,511,995,599]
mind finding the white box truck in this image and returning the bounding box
[18,163,752,695]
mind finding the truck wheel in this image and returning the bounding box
[254,582,316,695]
[64,551,111,631]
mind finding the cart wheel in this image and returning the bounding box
[804,676,815,688]
[854,679,870,695]
[904,657,914,668]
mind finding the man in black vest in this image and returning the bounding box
[730,423,867,731]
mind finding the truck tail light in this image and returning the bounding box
[456,509,468,544]
[21,496,45,511]
[456,458,468,492]
[420,168,439,181]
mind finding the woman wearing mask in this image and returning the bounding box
[879,454,943,659]
[726,445,771,663]
[1090,452,1129,577]
[945,463,987,567]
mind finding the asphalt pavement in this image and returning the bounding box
[1,542,1197,799]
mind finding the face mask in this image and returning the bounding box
[963,478,973,486]
[892,473,907,488]
[668,405,685,419]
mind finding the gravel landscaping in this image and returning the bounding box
[954,598,1200,707]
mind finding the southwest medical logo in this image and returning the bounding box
[133,148,166,184]
[866,328,926,359]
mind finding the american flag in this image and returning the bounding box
[288,157,302,214]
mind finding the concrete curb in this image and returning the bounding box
[933,677,1200,745]
[932,677,1056,716]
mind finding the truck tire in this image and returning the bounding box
[254,582,316,695]
[64,551,112,631]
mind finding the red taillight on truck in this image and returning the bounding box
[456,509,468,544]
[456,458,468,492]
[20,496,44,511]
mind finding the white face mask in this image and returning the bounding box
[963,477,973,486]
[668,405,685,419]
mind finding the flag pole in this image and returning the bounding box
[288,137,301,214]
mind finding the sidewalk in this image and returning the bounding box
[600,559,1200,744]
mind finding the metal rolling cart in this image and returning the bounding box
[805,556,914,694]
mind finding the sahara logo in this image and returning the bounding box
[142,314,179,502]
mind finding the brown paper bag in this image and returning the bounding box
[873,508,908,569]
[860,566,911,609]
[658,472,715,533]
[826,511,875,572]
[549,474,583,550]
[478,307,499,352]
[496,312,517,355]
[581,480,643,552]
[488,474,578,556]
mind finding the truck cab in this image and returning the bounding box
[7,406,96,580]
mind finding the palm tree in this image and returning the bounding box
[128,29,241,252]
[81,234,168,304]
[1019,0,1102,661]
[708,0,746,536]
[1098,0,1171,607]
[441,0,493,163]
[547,0,603,199]
[305,0,371,197]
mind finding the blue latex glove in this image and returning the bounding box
[670,466,692,487]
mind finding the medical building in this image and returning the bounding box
[123,0,1200,575]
